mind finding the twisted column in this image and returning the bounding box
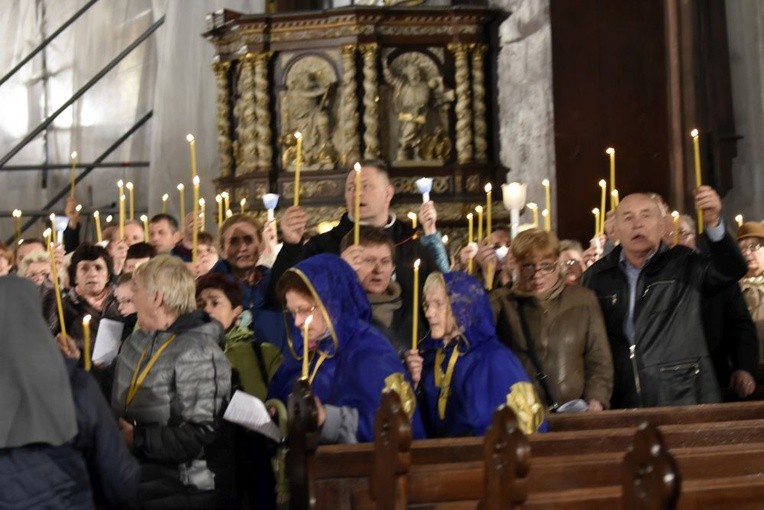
[341,44,361,165]
[471,44,488,162]
[448,43,473,164]
[213,61,233,177]
[236,54,257,174]
[254,51,273,171]
[360,43,380,159]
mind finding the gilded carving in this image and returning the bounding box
[281,179,341,200]
[465,174,479,192]
[254,52,273,170]
[471,44,488,162]
[383,51,454,163]
[280,56,339,169]
[341,45,361,165]
[213,61,233,178]
[359,43,381,159]
[447,43,473,164]
[233,54,257,174]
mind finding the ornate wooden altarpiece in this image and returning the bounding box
[204,5,508,241]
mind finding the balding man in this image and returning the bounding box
[582,186,747,408]
[268,159,447,304]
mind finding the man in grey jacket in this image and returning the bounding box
[582,186,747,409]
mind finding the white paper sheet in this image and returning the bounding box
[91,318,124,365]
[223,390,283,442]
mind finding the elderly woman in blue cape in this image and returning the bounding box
[405,271,548,437]
[267,254,424,443]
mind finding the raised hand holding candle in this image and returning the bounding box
[527,202,538,228]
[294,132,303,206]
[126,182,134,220]
[302,314,313,380]
[671,211,680,245]
[353,162,361,245]
[82,314,92,372]
[542,179,551,231]
[593,208,600,239]
[186,134,197,178]
[12,209,21,244]
[412,259,420,350]
[407,211,417,230]
[177,184,185,225]
[193,176,200,262]
[93,211,102,242]
[467,212,474,275]
[475,206,483,243]
[70,152,78,198]
[141,214,149,240]
[162,193,169,214]
[416,177,433,203]
[485,183,493,241]
[690,129,704,234]
[606,147,616,209]
[735,214,744,227]
[598,179,607,234]
[49,244,67,338]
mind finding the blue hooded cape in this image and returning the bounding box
[267,254,424,442]
[418,272,548,437]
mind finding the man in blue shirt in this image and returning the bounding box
[582,186,747,408]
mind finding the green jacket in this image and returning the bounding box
[225,325,283,401]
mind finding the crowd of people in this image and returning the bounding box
[1,159,762,509]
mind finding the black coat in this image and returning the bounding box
[582,232,747,408]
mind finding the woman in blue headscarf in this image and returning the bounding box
[267,254,423,443]
[405,271,547,437]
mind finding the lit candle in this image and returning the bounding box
[527,202,538,228]
[542,179,551,232]
[162,193,169,214]
[43,228,51,249]
[599,179,607,235]
[226,209,233,219]
[49,213,57,245]
[690,129,704,234]
[82,314,92,372]
[192,176,200,263]
[199,198,206,231]
[593,208,600,239]
[475,205,483,243]
[354,162,361,245]
[294,131,303,206]
[117,179,124,210]
[105,215,113,224]
[302,314,313,380]
[239,197,246,214]
[412,259,420,350]
[49,244,67,338]
[186,134,197,178]
[606,147,616,209]
[216,194,223,225]
[407,211,417,230]
[70,151,78,198]
[672,211,680,246]
[177,183,185,225]
[611,189,619,208]
[467,212,474,275]
[735,214,744,228]
[126,181,134,220]
[12,209,21,244]
[93,211,102,242]
[140,214,149,240]
[485,183,493,241]
[222,191,230,213]
[415,177,433,203]
[119,194,125,240]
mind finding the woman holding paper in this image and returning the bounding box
[111,255,234,509]
[267,253,424,443]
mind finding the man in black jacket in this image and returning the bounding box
[582,186,747,408]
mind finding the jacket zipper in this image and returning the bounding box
[659,362,700,374]
[629,344,642,397]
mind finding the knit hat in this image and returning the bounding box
[737,221,764,241]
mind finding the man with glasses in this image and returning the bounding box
[582,186,747,409]
[737,222,764,361]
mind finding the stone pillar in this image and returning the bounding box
[448,43,473,164]
[235,54,257,174]
[254,51,273,171]
[341,44,361,165]
[360,43,381,159]
[471,43,488,162]
[213,61,233,178]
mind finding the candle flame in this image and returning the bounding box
[294,131,302,140]
[611,189,619,197]
[49,213,56,221]
[542,209,549,217]
[215,194,222,203]
[75,204,82,212]
[82,314,92,326]
[414,258,421,269]
[690,129,699,138]
[240,198,246,206]
[527,202,537,210]
[186,134,195,143]
[599,179,607,188]
[199,198,205,206]
[484,183,492,193]
[43,228,51,237]
[177,183,184,191]
[606,147,615,155]
[193,176,200,186]
[120,194,126,202]
[117,179,124,188]
[354,161,361,172]
[671,211,679,218]
[221,191,229,198]
[592,208,600,215]
[475,205,483,213]
[12,209,21,218]
[542,179,550,187]
[407,211,417,220]
[466,212,473,220]
[441,235,449,244]
[305,314,313,327]
[162,193,169,201]
[93,210,99,218]
[106,215,113,223]
[126,181,133,190]
[735,214,743,224]
[70,151,78,160]
[140,214,148,222]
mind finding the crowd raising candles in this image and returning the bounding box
[1,129,763,510]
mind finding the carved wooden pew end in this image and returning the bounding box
[622,422,681,510]
[370,389,413,510]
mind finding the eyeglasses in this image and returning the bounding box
[563,259,581,267]
[519,262,557,277]
[423,300,448,313]
[284,305,316,320]
[740,242,764,255]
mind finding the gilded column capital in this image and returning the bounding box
[447,42,471,56]
[341,44,358,56]
[359,42,379,55]
[254,51,272,64]
[213,61,231,74]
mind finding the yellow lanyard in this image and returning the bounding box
[126,334,178,410]
[434,345,461,420]
[308,351,329,384]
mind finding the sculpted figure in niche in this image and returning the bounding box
[284,66,338,167]
[384,54,454,162]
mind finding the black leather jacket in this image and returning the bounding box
[582,232,747,408]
